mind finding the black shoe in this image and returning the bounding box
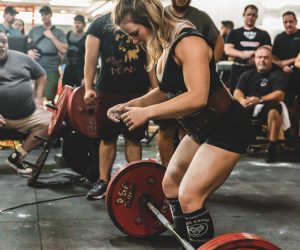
[86,179,108,200]
[266,142,277,163]
[5,151,32,174]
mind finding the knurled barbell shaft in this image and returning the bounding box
[146,200,195,250]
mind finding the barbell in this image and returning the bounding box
[105,160,281,250]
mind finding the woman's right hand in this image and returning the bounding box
[107,103,126,123]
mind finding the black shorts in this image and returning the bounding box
[187,101,254,154]
[153,118,179,130]
[96,92,148,142]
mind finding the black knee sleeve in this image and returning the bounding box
[167,197,189,240]
[184,207,214,248]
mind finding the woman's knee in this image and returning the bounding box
[178,184,206,212]
[162,173,180,197]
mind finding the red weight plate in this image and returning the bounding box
[197,232,281,250]
[48,85,72,136]
[67,86,99,138]
[106,160,172,237]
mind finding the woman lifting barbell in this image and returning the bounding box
[107,0,253,247]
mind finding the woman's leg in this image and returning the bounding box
[179,143,241,247]
[162,135,200,240]
[162,135,200,197]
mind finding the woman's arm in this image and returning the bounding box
[126,87,167,107]
[146,36,211,119]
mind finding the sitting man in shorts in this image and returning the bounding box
[0,30,51,174]
[234,46,286,162]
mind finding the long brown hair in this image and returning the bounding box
[112,0,180,71]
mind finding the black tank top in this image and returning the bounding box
[158,28,221,99]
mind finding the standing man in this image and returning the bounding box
[84,13,155,200]
[220,20,234,61]
[273,11,300,140]
[27,6,68,103]
[0,30,51,174]
[234,46,286,162]
[166,0,224,61]
[0,6,21,36]
[62,14,86,87]
[157,0,224,167]
[225,4,272,93]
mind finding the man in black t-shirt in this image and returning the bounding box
[234,46,286,162]
[273,11,300,139]
[225,4,272,93]
[83,13,155,200]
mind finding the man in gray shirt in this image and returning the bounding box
[0,30,51,174]
[0,6,21,36]
[27,5,68,102]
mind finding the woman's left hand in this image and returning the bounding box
[121,107,149,131]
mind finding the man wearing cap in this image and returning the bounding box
[62,14,86,87]
[0,6,21,36]
[27,5,68,102]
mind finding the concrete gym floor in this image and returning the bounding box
[0,138,299,250]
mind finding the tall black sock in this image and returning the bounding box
[167,197,189,240]
[184,207,214,248]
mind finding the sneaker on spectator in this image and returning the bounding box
[5,151,32,174]
[86,179,108,200]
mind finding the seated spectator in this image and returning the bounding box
[0,30,51,174]
[13,18,25,35]
[0,6,21,36]
[233,46,286,162]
